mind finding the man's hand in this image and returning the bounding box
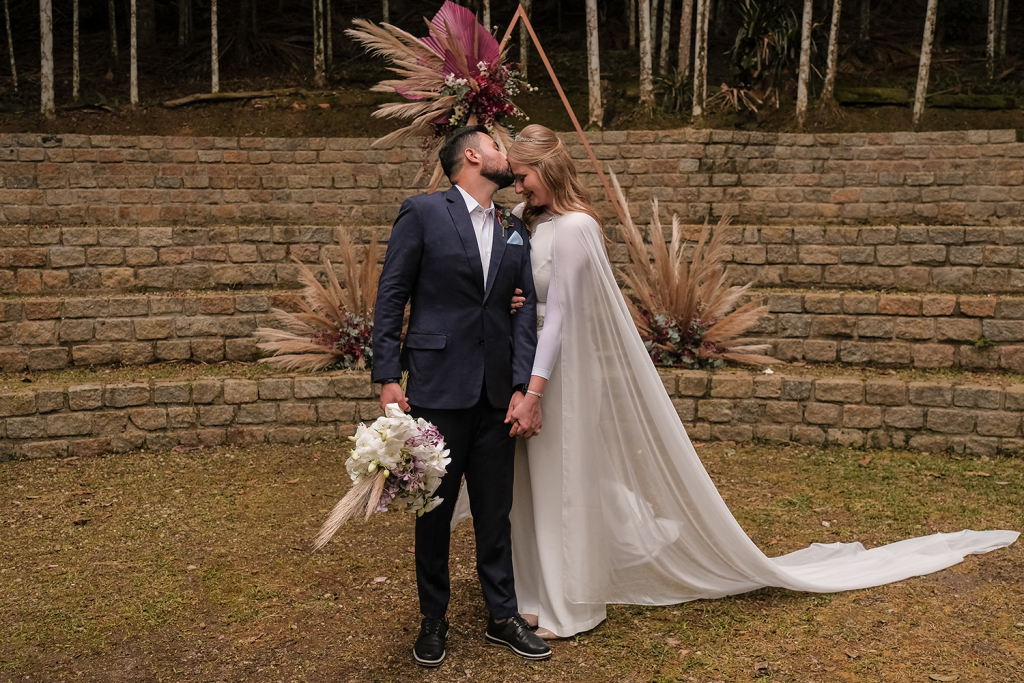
[507,393,543,438]
[510,287,525,315]
[380,383,410,413]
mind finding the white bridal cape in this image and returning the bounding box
[456,209,1018,637]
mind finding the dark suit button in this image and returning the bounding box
[483,304,488,309]
[478,338,485,345]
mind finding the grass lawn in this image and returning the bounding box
[1,441,1022,682]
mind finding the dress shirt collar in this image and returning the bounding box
[454,183,495,216]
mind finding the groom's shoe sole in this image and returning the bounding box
[413,650,446,667]
[485,633,553,660]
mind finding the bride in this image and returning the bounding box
[488,124,1019,639]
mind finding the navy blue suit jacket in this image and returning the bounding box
[372,186,538,410]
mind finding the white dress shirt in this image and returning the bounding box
[455,184,495,285]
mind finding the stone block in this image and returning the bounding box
[236,403,278,424]
[711,425,753,443]
[791,425,826,445]
[697,399,732,422]
[223,379,258,404]
[803,293,842,314]
[130,408,167,430]
[168,407,197,429]
[191,340,224,363]
[983,320,1024,342]
[878,295,921,316]
[765,402,802,423]
[153,382,190,404]
[827,428,865,448]
[68,385,103,410]
[199,405,235,426]
[922,295,956,316]
[279,402,317,424]
[935,318,982,342]
[225,338,259,361]
[134,318,173,340]
[294,377,335,399]
[192,380,221,404]
[269,427,307,445]
[781,376,813,401]
[803,340,838,362]
[976,412,1020,437]
[259,378,293,400]
[754,424,791,442]
[317,400,357,423]
[28,348,68,371]
[59,319,94,342]
[752,375,782,398]
[814,378,864,403]
[912,344,954,368]
[843,405,883,429]
[68,438,112,458]
[804,402,842,425]
[865,380,906,405]
[35,390,64,413]
[7,416,47,438]
[331,374,375,399]
[21,441,69,459]
[672,398,696,422]
[810,315,855,337]
[104,384,150,408]
[926,408,975,434]
[872,343,913,365]
[953,384,1001,409]
[856,317,894,338]
[93,411,128,435]
[886,406,925,429]
[710,374,753,398]
[73,344,120,366]
[960,296,997,317]
[226,427,267,446]
[908,382,952,406]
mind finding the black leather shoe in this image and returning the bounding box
[485,615,552,660]
[413,617,448,667]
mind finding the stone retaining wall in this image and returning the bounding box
[745,291,1024,371]
[2,129,1023,226]
[2,370,1022,461]
[0,291,302,372]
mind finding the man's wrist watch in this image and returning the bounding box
[513,383,529,395]
[380,378,401,385]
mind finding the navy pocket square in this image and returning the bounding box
[507,231,524,246]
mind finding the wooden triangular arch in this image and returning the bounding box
[428,4,627,227]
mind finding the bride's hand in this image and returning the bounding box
[509,394,543,438]
[510,288,525,314]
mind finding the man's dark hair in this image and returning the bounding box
[439,125,490,181]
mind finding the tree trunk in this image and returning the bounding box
[40,0,54,117]
[382,0,389,24]
[987,0,996,80]
[913,0,939,126]
[73,0,79,101]
[998,0,1008,60]
[178,0,191,47]
[628,0,636,51]
[586,0,603,127]
[692,0,708,117]
[822,0,841,101]
[859,0,869,42]
[483,0,490,32]
[519,0,531,78]
[108,0,118,60]
[211,0,219,93]
[313,0,325,87]
[639,0,654,107]
[651,0,661,69]
[130,0,138,105]
[137,0,155,48]
[4,0,15,93]
[678,0,693,77]
[796,0,812,127]
[659,0,672,75]
[326,0,332,67]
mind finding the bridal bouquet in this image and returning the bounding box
[313,404,451,550]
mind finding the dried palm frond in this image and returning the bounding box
[610,170,777,368]
[706,83,764,113]
[312,469,389,551]
[254,227,381,372]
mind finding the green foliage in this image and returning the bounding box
[656,66,693,116]
[729,0,801,92]
[974,335,996,349]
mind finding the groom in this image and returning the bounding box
[372,125,550,666]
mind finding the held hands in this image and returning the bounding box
[505,391,543,438]
[379,382,410,414]
[510,288,525,314]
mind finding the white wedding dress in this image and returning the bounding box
[455,206,1019,639]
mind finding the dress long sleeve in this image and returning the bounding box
[531,266,561,379]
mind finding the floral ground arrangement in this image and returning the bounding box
[1,443,1022,682]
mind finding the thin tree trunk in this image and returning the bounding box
[692,0,708,117]
[651,0,662,69]
[998,0,1008,60]
[326,0,332,67]
[313,0,325,87]
[859,0,869,42]
[211,0,219,93]
[109,0,118,60]
[639,0,654,107]
[659,0,672,75]
[519,0,531,78]
[987,0,996,80]
[822,0,841,101]
[4,0,15,93]
[178,0,191,47]
[628,0,636,51]
[73,0,79,101]
[913,0,939,126]
[483,0,490,32]
[382,0,389,24]
[130,0,138,105]
[796,0,812,127]
[586,0,603,127]
[678,0,693,77]
[41,0,54,117]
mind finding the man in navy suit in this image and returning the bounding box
[372,125,550,666]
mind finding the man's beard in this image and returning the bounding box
[482,160,515,189]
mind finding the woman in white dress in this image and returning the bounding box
[496,124,1018,640]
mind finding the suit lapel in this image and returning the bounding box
[445,186,485,295]
[483,210,508,302]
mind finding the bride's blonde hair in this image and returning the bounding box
[507,124,603,231]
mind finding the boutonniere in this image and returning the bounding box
[497,206,514,239]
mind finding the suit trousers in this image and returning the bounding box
[410,391,518,620]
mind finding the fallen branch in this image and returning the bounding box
[162,88,301,108]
